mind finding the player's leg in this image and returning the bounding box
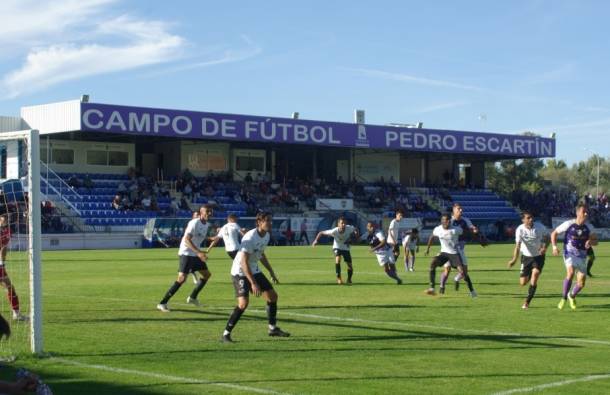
[386,260,402,284]
[188,266,211,305]
[586,248,595,277]
[457,260,476,297]
[568,267,587,310]
[453,248,467,289]
[392,244,400,262]
[427,255,447,294]
[403,249,410,272]
[0,269,24,320]
[440,264,451,293]
[333,250,343,284]
[344,251,354,284]
[158,257,188,311]
[558,262,575,310]
[223,287,249,343]
[260,275,289,337]
[410,249,416,271]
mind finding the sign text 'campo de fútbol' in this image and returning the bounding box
[81,103,555,157]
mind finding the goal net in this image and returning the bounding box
[0,130,42,358]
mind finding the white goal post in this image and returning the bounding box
[0,129,42,354]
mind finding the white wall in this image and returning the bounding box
[11,233,142,250]
[20,100,81,134]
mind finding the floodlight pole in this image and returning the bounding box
[584,148,601,202]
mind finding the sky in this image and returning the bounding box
[0,0,609,165]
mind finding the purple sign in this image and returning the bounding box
[81,103,555,158]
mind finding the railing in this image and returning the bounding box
[40,162,82,215]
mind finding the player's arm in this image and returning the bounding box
[240,251,260,296]
[551,220,570,256]
[205,235,221,253]
[539,234,550,255]
[352,228,360,244]
[507,241,521,268]
[0,245,6,262]
[425,234,435,256]
[239,228,247,236]
[586,232,599,249]
[312,231,327,247]
[184,234,207,261]
[469,224,488,246]
[370,237,386,253]
[259,253,278,284]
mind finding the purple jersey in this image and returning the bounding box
[555,220,590,259]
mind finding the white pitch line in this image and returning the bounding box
[47,293,610,347]
[490,373,610,395]
[52,357,291,395]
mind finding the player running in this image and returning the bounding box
[157,205,213,312]
[402,228,419,272]
[0,215,27,321]
[447,203,487,292]
[366,222,402,284]
[507,211,550,309]
[206,214,246,260]
[551,203,598,310]
[312,217,359,284]
[387,209,404,262]
[222,212,289,342]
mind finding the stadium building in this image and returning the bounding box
[0,97,556,249]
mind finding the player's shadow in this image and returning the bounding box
[56,309,232,324]
[285,304,424,310]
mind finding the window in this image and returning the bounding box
[108,151,128,166]
[235,156,264,172]
[86,150,107,165]
[52,149,74,165]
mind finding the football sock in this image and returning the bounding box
[225,306,245,333]
[526,285,537,304]
[562,279,572,299]
[429,265,437,288]
[411,255,415,269]
[571,284,582,297]
[335,263,341,278]
[384,266,398,280]
[160,281,182,304]
[464,275,474,292]
[346,264,353,282]
[587,259,594,274]
[7,285,19,311]
[190,279,208,299]
[440,273,448,289]
[266,302,277,326]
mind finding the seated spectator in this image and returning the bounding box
[141,194,152,210]
[244,172,253,183]
[117,182,127,194]
[112,195,122,210]
[67,175,80,189]
[83,174,95,191]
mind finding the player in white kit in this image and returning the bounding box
[402,228,419,272]
[387,209,404,262]
[206,214,246,259]
[222,212,290,342]
[507,211,550,309]
[157,205,213,312]
[366,222,403,284]
[312,217,359,284]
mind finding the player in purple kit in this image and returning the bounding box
[551,203,598,310]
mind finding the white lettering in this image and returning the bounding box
[172,116,192,135]
[221,119,236,138]
[328,127,340,144]
[414,133,427,149]
[443,135,457,150]
[386,131,398,146]
[524,140,534,153]
[463,136,474,151]
[260,122,275,139]
[475,136,487,151]
[294,124,308,142]
[277,123,291,141]
[310,126,326,143]
[541,141,553,156]
[513,139,525,154]
[429,134,442,150]
[201,118,219,136]
[107,111,127,131]
[153,114,170,133]
[400,132,413,148]
[82,109,103,129]
[128,113,150,132]
[245,121,258,138]
[501,138,512,153]
[487,137,500,152]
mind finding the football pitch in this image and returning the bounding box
[1,242,609,394]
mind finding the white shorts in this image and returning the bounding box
[375,253,395,266]
[564,256,587,274]
[444,247,468,268]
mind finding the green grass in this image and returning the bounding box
[1,242,609,394]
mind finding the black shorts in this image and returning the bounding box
[392,244,400,257]
[232,272,274,297]
[431,252,462,269]
[333,249,352,263]
[520,255,545,278]
[179,255,208,273]
[227,250,238,259]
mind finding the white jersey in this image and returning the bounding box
[231,228,270,276]
[515,222,549,257]
[218,222,241,251]
[432,225,463,254]
[387,218,402,245]
[402,234,418,250]
[322,225,356,250]
[178,218,210,256]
